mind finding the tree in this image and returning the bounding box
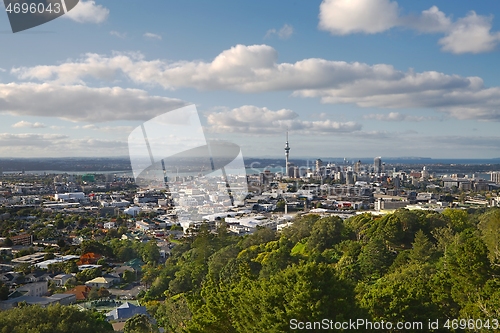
[64,277,77,290]
[65,260,79,274]
[122,270,136,284]
[188,262,365,333]
[358,237,393,280]
[358,263,441,323]
[88,287,99,300]
[478,208,500,265]
[141,240,160,264]
[3,237,13,247]
[0,303,113,332]
[306,216,344,253]
[0,281,9,300]
[57,238,66,248]
[442,208,473,232]
[408,230,434,264]
[124,314,159,333]
[98,287,110,298]
[154,295,191,333]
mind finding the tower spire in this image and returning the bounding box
[285,130,290,177]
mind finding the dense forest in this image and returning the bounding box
[2,208,500,332]
[136,207,500,332]
[0,304,113,333]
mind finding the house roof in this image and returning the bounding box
[113,265,134,274]
[124,258,144,271]
[106,302,147,321]
[85,277,114,284]
[64,285,91,300]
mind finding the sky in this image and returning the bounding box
[1,0,500,160]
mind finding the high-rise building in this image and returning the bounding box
[315,159,323,177]
[285,131,291,177]
[346,171,354,185]
[421,166,429,179]
[374,157,382,174]
[354,160,362,173]
[491,172,500,184]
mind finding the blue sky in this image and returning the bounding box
[1,0,500,159]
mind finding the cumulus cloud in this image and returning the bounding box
[65,0,109,24]
[110,31,126,39]
[13,44,500,121]
[12,120,46,128]
[318,1,500,54]
[265,24,294,39]
[319,0,400,35]
[405,6,452,33]
[0,83,187,122]
[438,12,500,54]
[143,32,162,40]
[206,105,361,135]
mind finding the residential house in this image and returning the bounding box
[53,274,74,287]
[64,285,91,301]
[85,276,115,289]
[15,281,48,297]
[106,302,148,322]
[0,293,75,310]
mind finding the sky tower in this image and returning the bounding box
[285,131,290,177]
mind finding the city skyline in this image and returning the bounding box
[1,1,500,158]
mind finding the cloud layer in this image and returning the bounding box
[0,133,127,157]
[12,44,500,121]
[0,83,187,122]
[12,120,46,128]
[318,0,500,54]
[206,105,361,134]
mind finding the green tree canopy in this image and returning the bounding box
[0,304,113,333]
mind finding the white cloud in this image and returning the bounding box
[0,133,127,157]
[0,133,67,146]
[265,24,294,39]
[206,105,361,135]
[12,44,500,121]
[364,112,436,122]
[110,31,126,39]
[318,1,500,54]
[405,6,451,33]
[12,120,47,128]
[65,0,109,24]
[0,68,5,72]
[0,83,187,122]
[319,0,399,35]
[438,12,500,54]
[74,124,134,132]
[143,32,162,40]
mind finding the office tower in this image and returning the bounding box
[491,172,500,184]
[315,159,323,176]
[374,156,382,174]
[354,160,362,173]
